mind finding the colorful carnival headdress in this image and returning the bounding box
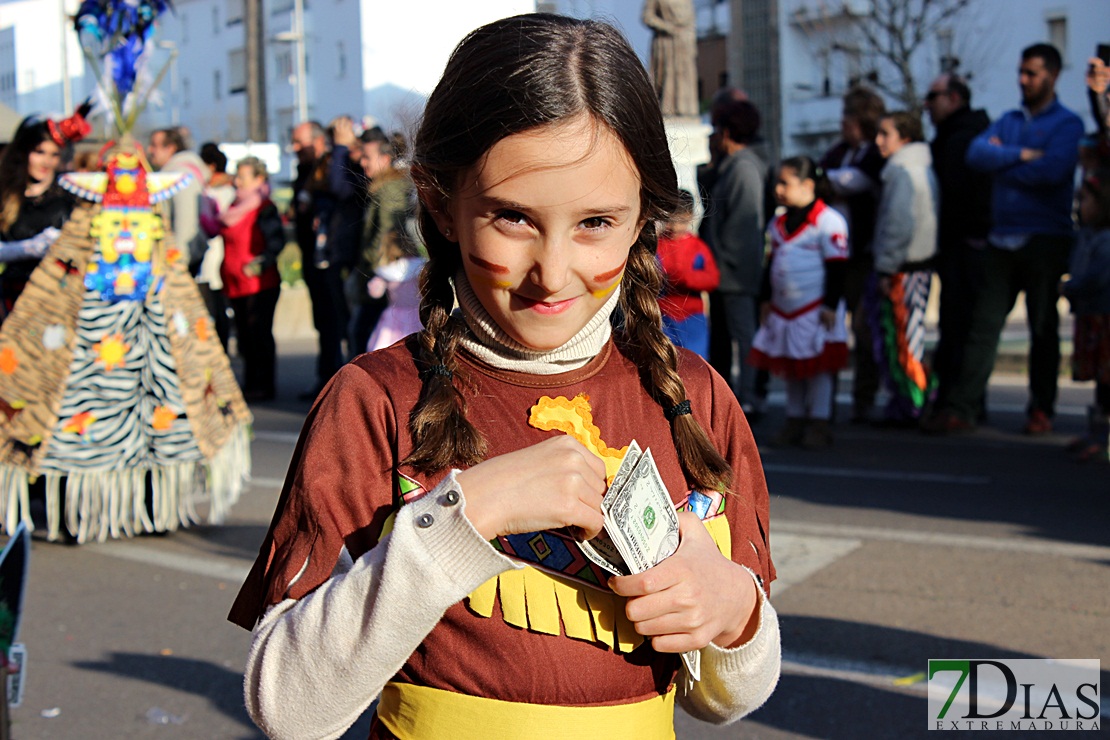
[75,0,175,137]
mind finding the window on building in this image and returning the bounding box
[229,49,247,94]
[214,70,222,101]
[227,0,244,25]
[276,50,293,81]
[337,41,346,79]
[182,78,190,108]
[1046,15,1067,60]
[181,12,188,44]
[212,7,220,35]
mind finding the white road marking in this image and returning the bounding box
[254,430,301,444]
[764,463,991,485]
[769,532,862,595]
[764,390,1086,417]
[774,519,1110,561]
[94,542,251,583]
[779,652,1110,719]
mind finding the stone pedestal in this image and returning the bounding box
[663,115,711,210]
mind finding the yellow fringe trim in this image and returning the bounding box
[464,515,733,652]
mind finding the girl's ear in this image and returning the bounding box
[412,167,457,242]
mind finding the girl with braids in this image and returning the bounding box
[230,14,778,739]
[750,157,850,449]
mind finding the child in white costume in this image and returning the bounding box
[750,156,849,448]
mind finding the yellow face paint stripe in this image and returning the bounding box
[590,275,622,299]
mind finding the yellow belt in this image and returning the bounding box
[377,682,677,740]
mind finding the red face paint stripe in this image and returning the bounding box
[593,261,626,283]
[468,254,510,275]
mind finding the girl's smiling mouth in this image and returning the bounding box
[515,295,578,314]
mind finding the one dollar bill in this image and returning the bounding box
[574,442,700,682]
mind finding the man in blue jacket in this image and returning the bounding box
[924,43,1083,435]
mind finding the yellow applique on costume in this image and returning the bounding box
[528,394,627,484]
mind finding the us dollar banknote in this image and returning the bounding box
[604,449,680,573]
[602,448,700,681]
[576,441,642,575]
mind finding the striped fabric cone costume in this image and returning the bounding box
[0,145,251,542]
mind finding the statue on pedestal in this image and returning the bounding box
[642,0,699,118]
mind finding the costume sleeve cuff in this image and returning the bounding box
[682,567,781,723]
[703,567,779,667]
[397,470,522,596]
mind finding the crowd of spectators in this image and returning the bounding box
[690,42,1110,454]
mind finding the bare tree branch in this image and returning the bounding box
[835,0,973,115]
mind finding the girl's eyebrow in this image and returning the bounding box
[477,194,633,217]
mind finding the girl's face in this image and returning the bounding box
[774,167,815,208]
[439,115,644,351]
[234,165,264,191]
[875,117,907,158]
[27,139,61,183]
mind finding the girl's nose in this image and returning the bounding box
[528,238,572,294]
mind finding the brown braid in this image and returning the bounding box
[401,237,488,474]
[617,239,733,492]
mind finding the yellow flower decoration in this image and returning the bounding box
[93,333,130,371]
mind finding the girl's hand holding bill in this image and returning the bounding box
[610,511,760,653]
[455,436,607,542]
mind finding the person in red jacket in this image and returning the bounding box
[219,156,284,402]
[657,190,720,359]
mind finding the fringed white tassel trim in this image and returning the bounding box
[203,423,252,525]
[0,422,252,543]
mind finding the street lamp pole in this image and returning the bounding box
[293,0,308,123]
[60,0,72,114]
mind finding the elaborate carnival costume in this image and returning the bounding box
[0,1,251,542]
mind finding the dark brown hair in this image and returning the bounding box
[0,116,53,232]
[779,155,832,203]
[842,86,886,140]
[405,13,731,491]
[884,111,925,143]
[153,127,188,153]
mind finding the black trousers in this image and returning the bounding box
[932,245,985,410]
[944,235,1072,421]
[302,259,349,385]
[230,286,280,396]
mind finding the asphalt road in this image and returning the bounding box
[10,338,1109,739]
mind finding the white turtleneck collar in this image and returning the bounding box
[455,271,620,375]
